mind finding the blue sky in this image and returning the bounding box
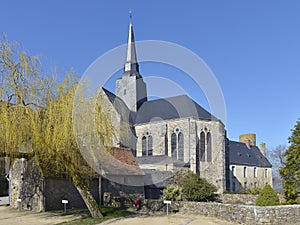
[1,1,300,150]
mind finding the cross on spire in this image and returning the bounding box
[124,11,139,75]
[129,10,132,24]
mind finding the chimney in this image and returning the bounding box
[245,139,251,149]
[260,142,266,157]
[239,133,256,148]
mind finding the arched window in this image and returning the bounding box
[148,135,153,156]
[142,136,147,156]
[165,131,168,155]
[196,137,200,174]
[207,132,212,162]
[171,133,177,158]
[200,132,205,162]
[178,132,184,161]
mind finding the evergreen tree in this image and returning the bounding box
[182,172,217,202]
[280,119,300,202]
[256,184,279,206]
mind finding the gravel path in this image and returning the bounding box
[100,214,239,225]
[0,205,239,225]
[0,206,81,225]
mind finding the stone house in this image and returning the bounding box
[228,134,272,192]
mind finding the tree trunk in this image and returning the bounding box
[72,174,103,218]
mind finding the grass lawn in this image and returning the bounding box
[57,206,136,225]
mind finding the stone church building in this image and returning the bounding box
[99,17,272,196]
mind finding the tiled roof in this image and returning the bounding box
[110,147,139,167]
[229,141,272,168]
[101,147,145,176]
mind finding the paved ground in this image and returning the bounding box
[0,206,81,225]
[102,214,239,225]
[0,201,238,225]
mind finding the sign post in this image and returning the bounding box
[17,198,21,211]
[163,200,171,216]
[62,199,68,214]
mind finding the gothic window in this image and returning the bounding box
[142,134,153,156]
[196,137,200,174]
[254,167,257,178]
[200,132,205,162]
[148,135,153,156]
[171,133,177,158]
[165,131,168,155]
[207,132,212,162]
[196,138,200,174]
[178,132,184,161]
[142,136,147,156]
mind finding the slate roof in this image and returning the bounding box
[102,88,135,124]
[229,141,272,168]
[136,155,189,167]
[135,95,217,124]
[103,89,217,125]
[142,169,173,188]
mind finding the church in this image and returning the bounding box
[98,16,272,198]
[0,18,273,211]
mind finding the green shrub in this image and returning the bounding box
[163,185,183,201]
[283,196,300,205]
[223,190,235,194]
[256,185,280,206]
[250,187,262,195]
[182,172,217,202]
[237,189,249,194]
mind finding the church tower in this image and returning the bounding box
[115,13,147,112]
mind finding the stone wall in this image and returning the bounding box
[9,158,101,212]
[177,201,300,225]
[101,177,144,205]
[44,178,100,210]
[135,200,300,225]
[10,158,44,211]
[220,194,258,205]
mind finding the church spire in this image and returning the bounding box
[116,12,147,112]
[124,11,139,75]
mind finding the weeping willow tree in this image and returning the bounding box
[0,37,115,218]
